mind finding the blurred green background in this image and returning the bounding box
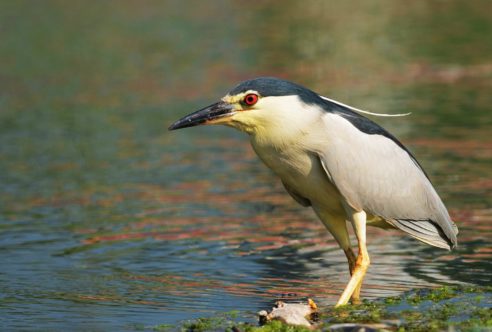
[1,1,491,330]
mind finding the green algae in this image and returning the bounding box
[325,285,492,331]
[237,320,312,332]
[162,286,492,331]
[178,320,312,332]
[152,324,174,331]
[178,311,246,332]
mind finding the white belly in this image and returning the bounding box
[251,139,345,216]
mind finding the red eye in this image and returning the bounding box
[244,93,259,106]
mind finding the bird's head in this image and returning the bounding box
[168,77,323,136]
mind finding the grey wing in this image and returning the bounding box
[282,181,311,207]
[317,113,458,249]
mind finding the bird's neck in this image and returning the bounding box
[249,109,322,151]
[250,122,308,151]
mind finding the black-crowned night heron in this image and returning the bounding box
[169,77,458,306]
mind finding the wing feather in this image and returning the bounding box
[282,181,311,207]
[388,219,452,249]
[317,112,458,249]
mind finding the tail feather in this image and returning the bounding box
[387,218,456,250]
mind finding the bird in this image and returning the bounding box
[168,77,458,306]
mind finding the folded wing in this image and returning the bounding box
[317,111,458,250]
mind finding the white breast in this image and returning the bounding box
[250,134,344,215]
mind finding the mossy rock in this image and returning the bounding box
[157,285,491,332]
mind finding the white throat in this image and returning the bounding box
[235,95,322,148]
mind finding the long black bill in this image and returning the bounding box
[168,101,235,131]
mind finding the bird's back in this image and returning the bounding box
[316,101,458,250]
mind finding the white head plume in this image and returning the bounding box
[319,95,411,117]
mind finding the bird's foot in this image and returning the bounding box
[350,297,361,305]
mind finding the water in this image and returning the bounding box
[1,1,491,330]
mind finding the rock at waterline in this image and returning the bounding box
[258,298,318,328]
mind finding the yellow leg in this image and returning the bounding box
[352,277,363,304]
[336,210,370,307]
[343,247,362,304]
[312,207,364,305]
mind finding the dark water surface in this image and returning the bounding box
[1,1,491,330]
